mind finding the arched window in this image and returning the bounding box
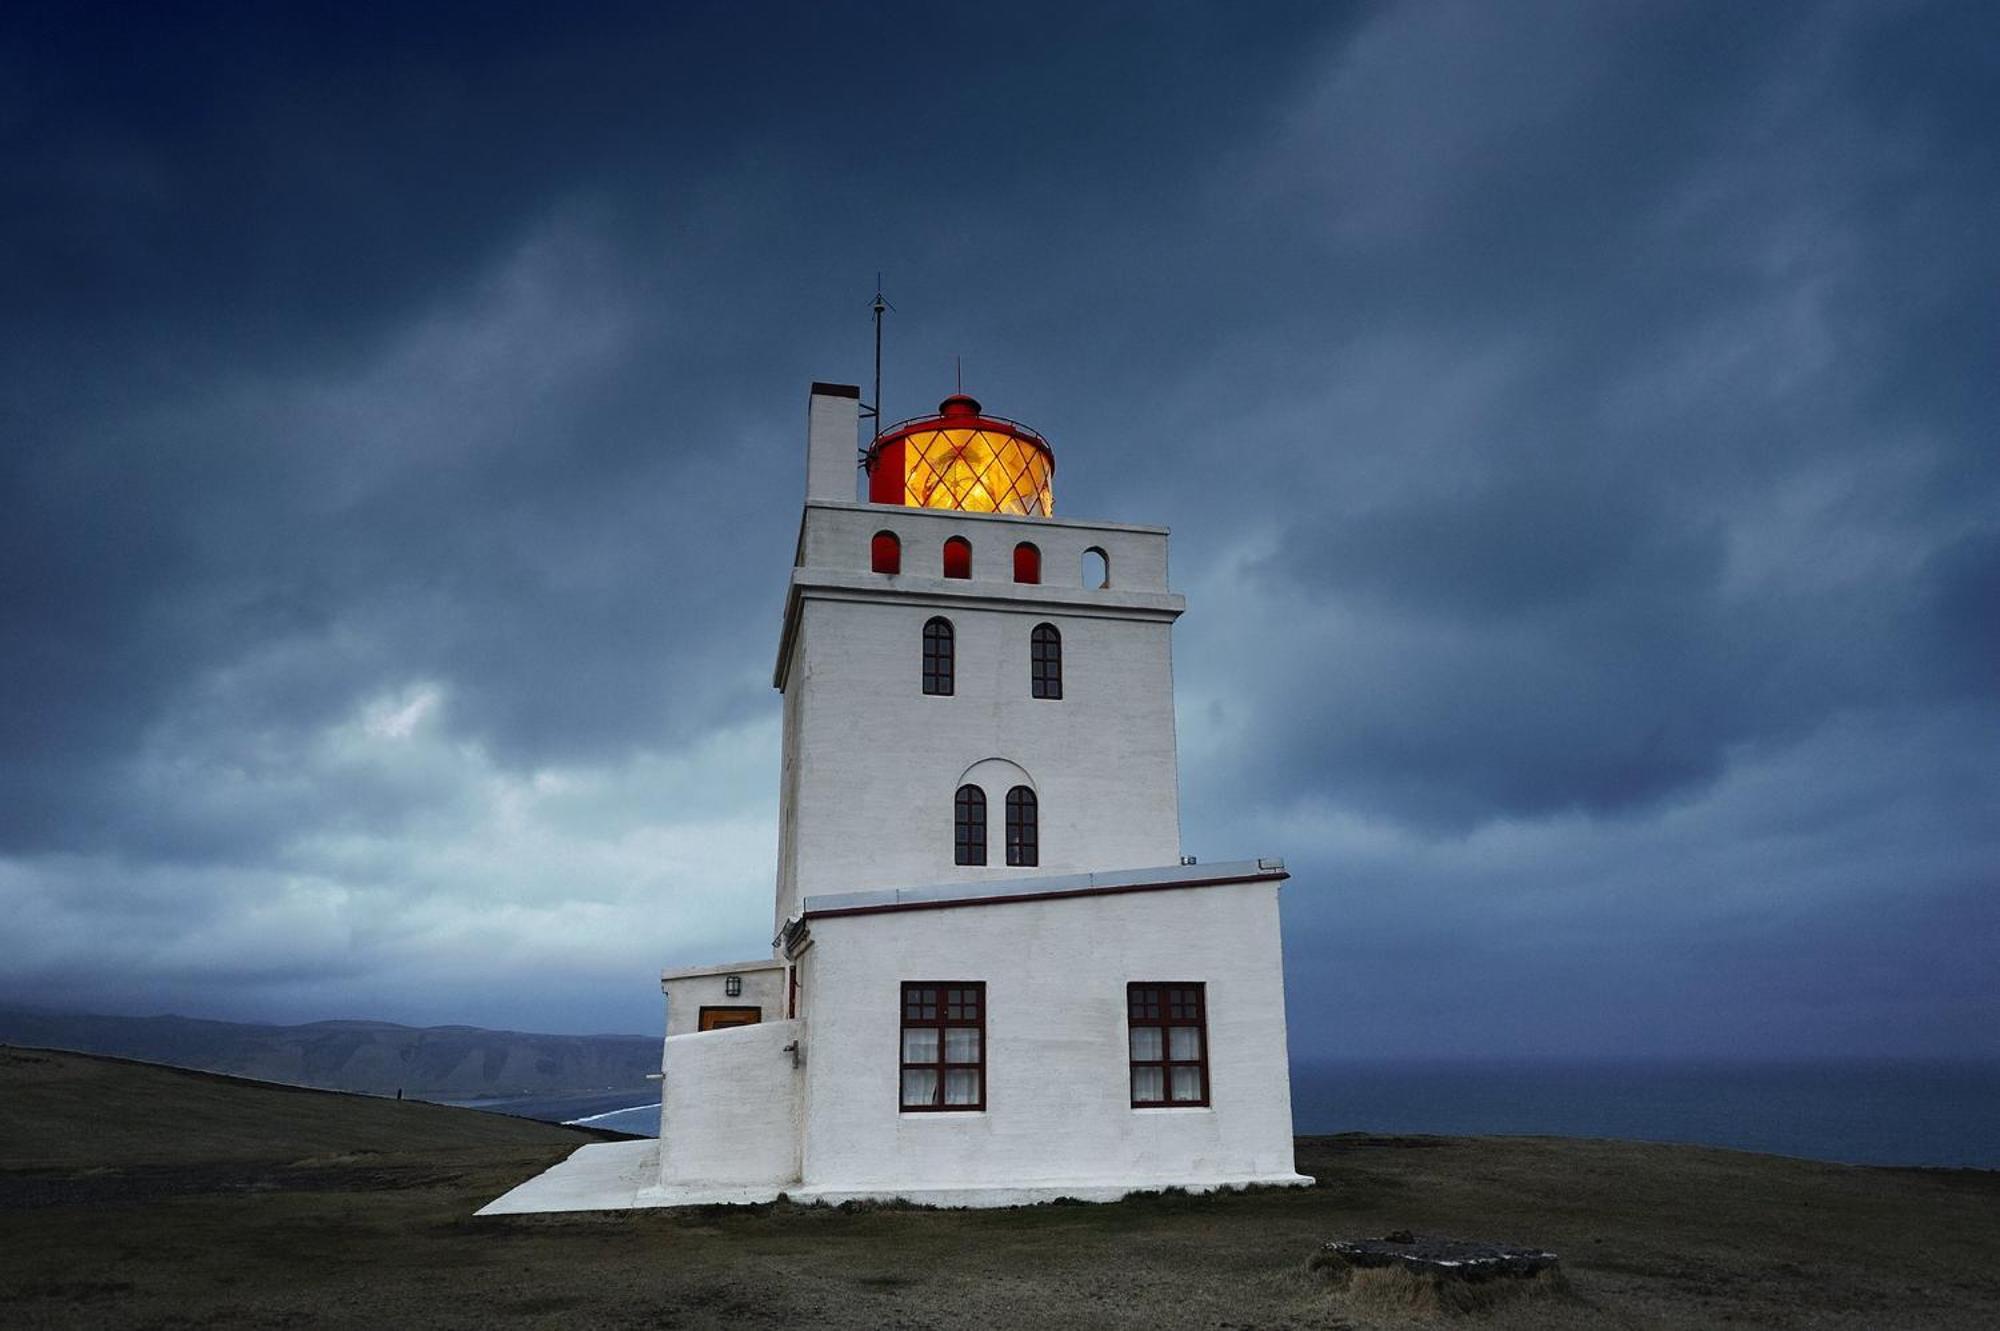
[943,536,972,579]
[954,785,987,865]
[1005,786,1038,867]
[923,617,954,696]
[1030,623,1062,699]
[1083,546,1109,589]
[871,530,901,575]
[1013,542,1041,584]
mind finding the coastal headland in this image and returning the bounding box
[3,1046,1995,1328]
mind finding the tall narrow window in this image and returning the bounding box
[1030,623,1062,700]
[871,530,901,574]
[1013,542,1041,584]
[901,982,985,1110]
[943,536,972,579]
[1005,786,1038,867]
[954,784,986,865]
[922,617,954,696]
[1128,983,1209,1107]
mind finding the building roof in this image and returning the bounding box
[798,859,1288,923]
[658,957,785,983]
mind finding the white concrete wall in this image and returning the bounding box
[659,1018,802,1186]
[797,500,1173,594]
[796,882,1300,1192]
[772,502,1186,929]
[662,965,786,1038]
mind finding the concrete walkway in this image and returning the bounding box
[478,1142,1312,1216]
[476,1140,660,1215]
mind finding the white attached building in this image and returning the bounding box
[482,382,1311,1215]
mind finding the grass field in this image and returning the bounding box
[3,1045,1997,1328]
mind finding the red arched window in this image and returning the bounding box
[943,536,972,580]
[871,531,901,575]
[1013,542,1041,584]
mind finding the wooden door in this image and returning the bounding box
[698,1006,761,1032]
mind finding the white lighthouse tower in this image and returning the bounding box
[485,379,1312,1213]
[774,385,1187,928]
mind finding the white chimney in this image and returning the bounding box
[805,382,860,502]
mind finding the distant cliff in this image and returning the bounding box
[0,1007,658,1097]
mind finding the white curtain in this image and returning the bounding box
[944,1069,980,1105]
[1132,1066,1165,1102]
[901,1069,938,1106]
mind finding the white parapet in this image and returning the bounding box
[653,1017,802,1191]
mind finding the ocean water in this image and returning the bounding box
[450,1060,2000,1169]
[1291,1059,2000,1169]
[433,1089,662,1136]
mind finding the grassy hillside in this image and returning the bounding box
[3,1045,1997,1329]
[0,1006,658,1097]
[0,1045,598,1171]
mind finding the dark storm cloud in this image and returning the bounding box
[1146,0,2000,835]
[0,1,1993,1054]
[0,1,1337,854]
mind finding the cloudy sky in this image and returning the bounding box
[4,1,1994,1059]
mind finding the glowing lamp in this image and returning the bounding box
[865,393,1055,517]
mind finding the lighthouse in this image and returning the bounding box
[485,379,1312,1212]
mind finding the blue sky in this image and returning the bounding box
[2,1,1994,1059]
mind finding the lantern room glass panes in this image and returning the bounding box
[898,427,1054,517]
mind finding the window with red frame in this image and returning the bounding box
[942,536,972,579]
[900,982,984,1110]
[1128,983,1208,1106]
[871,530,901,574]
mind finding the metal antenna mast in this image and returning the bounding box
[863,276,893,447]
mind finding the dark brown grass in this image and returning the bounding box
[4,1046,1999,1329]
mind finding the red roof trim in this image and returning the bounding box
[803,870,1288,921]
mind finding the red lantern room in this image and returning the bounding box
[864,393,1055,517]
